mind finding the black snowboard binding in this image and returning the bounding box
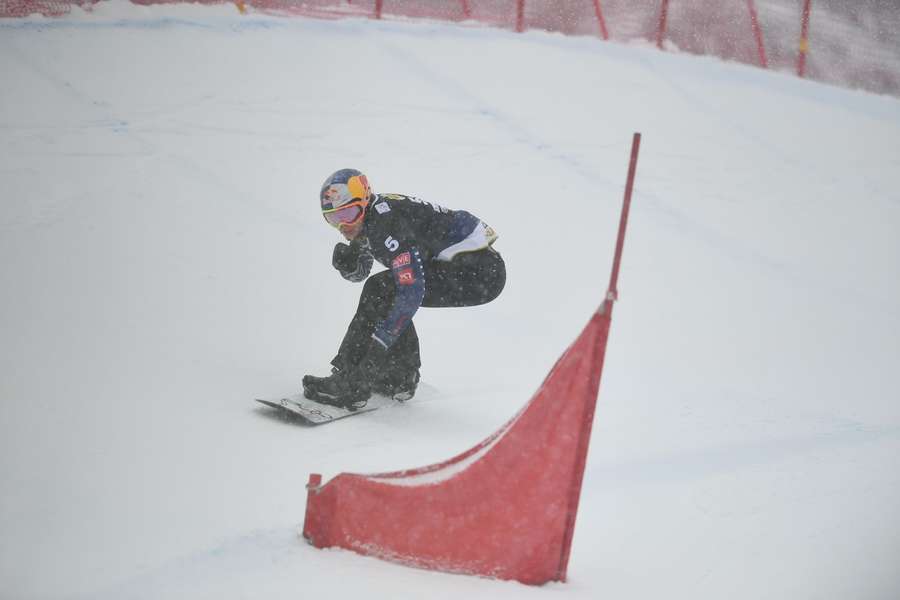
[302,369,370,411]
[372,369,420,402]
[302,365,420,408]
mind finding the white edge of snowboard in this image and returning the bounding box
[255,394,394,425]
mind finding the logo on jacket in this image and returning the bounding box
[392,252,411,269]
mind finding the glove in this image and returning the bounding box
[332,242,358,272]
[332,241,373,283]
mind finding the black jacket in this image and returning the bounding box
[343,193,496,348]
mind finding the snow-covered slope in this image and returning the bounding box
[1,2,899,598]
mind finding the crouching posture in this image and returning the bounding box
[303,168,506,410]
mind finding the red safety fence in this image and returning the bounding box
[4,0,900,97]
[1,0,78,16]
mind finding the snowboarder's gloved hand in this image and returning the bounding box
[332,242,358,271]
[332,242,373,283]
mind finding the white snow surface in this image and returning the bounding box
[2,2,900,598]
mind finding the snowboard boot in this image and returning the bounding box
[302,369,371,411]
[372,369,420,402]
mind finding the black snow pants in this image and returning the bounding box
[332,247,506,382]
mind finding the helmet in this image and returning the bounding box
[320,168,372,229]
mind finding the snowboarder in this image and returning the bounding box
[303,168,506,409]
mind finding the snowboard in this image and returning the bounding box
[255,388,423,426]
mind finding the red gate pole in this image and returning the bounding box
[656,0,670,49]
[592,0,609,40]
[746,0,768,68]
[607,132,642,305]
[796,0,812,77]
[302,473,322,543]
[374,0,383,20]
[556,132,642,581]
[515,0,525,33]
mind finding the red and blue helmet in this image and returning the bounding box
[320,168,372,229]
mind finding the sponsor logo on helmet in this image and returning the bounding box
[320,169,371,211]
[321,185,343,210]
[347,175,369,202]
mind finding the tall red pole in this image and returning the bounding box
[556,132,641,581]
[515,0,525,33]
[592,0,609,40]
[797,0,812,77]
[607,133,641,305]
[746,0,768,68]
[656,0,670,49]
[461,0,471,20]
[374,0,383,20]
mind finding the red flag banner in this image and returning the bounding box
[302,305,612,584]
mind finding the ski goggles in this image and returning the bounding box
[322,199,367,229]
